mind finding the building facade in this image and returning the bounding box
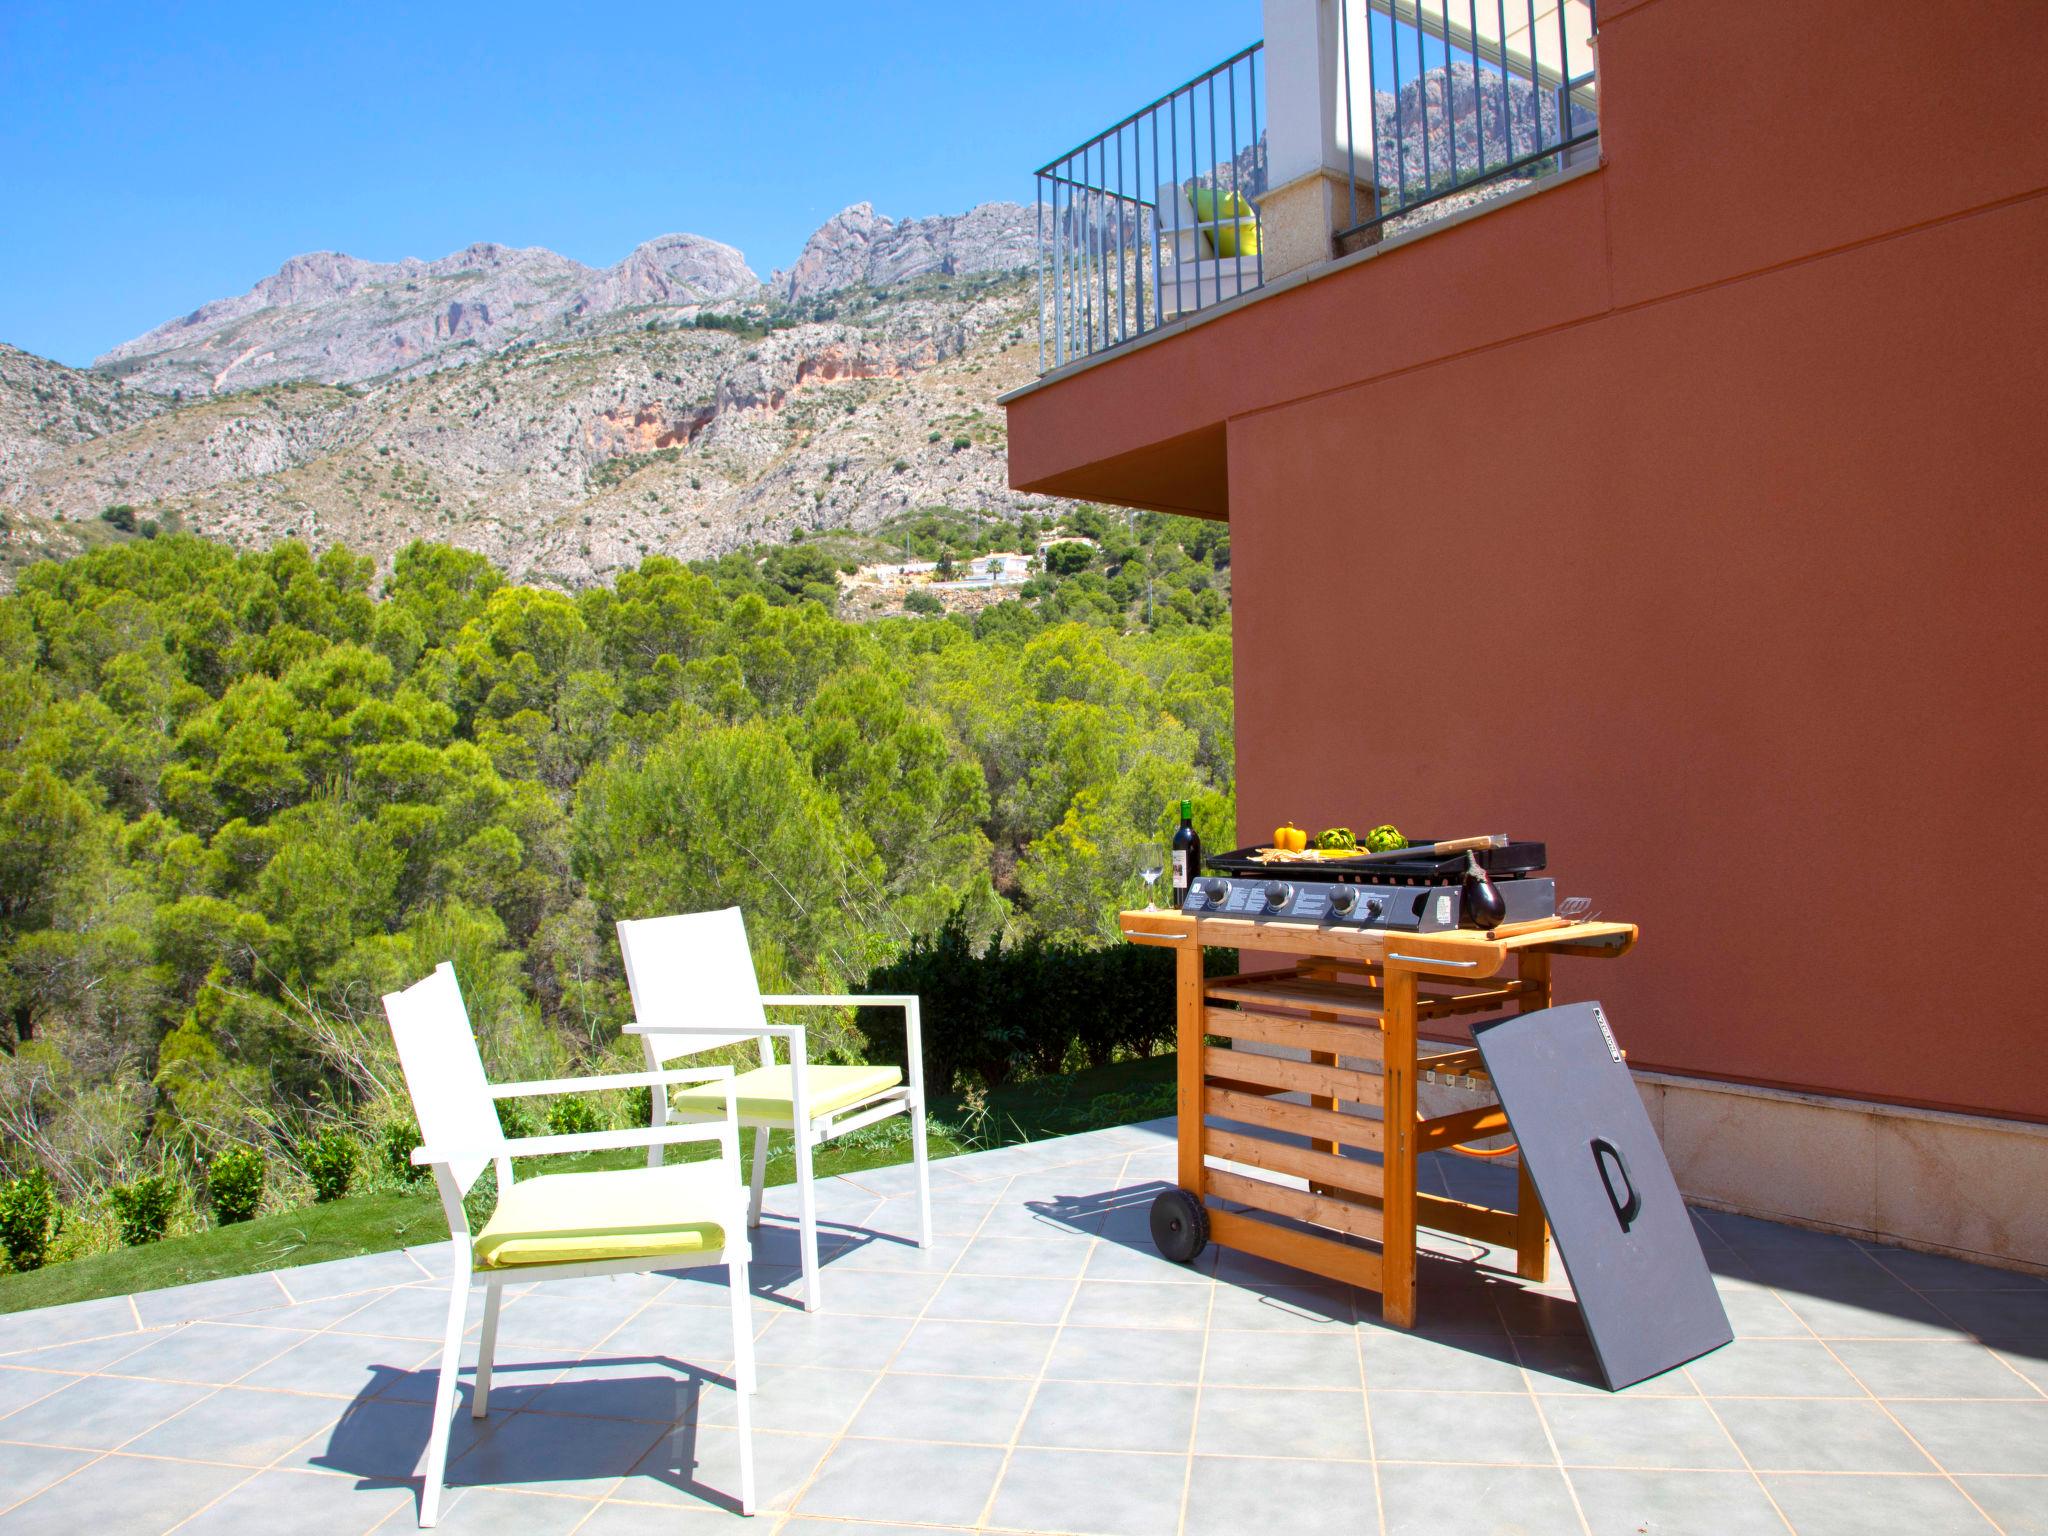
[1004,0,2048,1267]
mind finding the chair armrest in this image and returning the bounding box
[489,1065,733,1100]
[623,1021,807,1040]
[411,1119,734,1166]
[759,994,916,1009]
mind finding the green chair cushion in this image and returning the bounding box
[668,1062,903,1123]
[1190,187,1261,258]
[474,1164,727,1269]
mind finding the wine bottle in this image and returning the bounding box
[1170,799,1201,906]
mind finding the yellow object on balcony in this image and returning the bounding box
[1190,188,1261,258]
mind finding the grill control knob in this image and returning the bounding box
[1328,888,1358,916]
[1201,878,1230,905]
[1364,897,1386,921]
[1263,881,1292,910]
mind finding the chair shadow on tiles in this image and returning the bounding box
[305,1353,749,1512]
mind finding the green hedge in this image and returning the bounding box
[858,915,1234,1091]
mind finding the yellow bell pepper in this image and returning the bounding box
[1274,823,1307,853]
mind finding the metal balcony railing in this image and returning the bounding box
[1031,3,1598,373]
[1035,43,1267,372]
[1334,0,1599,244]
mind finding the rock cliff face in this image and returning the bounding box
[771,203,1036,301]
[96,235,758,395]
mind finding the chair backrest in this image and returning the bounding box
[382,962,500,1194]
[618,908,770,1067]
[1158,182,1210,263]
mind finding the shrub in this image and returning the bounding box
[858,912,1236,1092]
[625,1084,653,1128]
[496,1099,538,1138]
[951,435,971,452]
[546,1096,603,1137]
[0,1170,57,1271]
[109,1173,180,1246]
[378,1118,426,1184]
[207,1146,265,1224]
[303,1130,359,1203]
[903,589,943,616]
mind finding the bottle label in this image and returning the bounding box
[1172,850,1189,892]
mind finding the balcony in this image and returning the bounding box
[1036,0,1600,372]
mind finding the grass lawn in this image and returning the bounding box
[0,1054,1174,1315]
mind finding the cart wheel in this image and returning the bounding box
[1150,1188,1210,1263]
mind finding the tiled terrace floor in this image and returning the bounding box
[2,1120,2045,1535]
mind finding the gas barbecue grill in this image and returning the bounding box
[1191,838,1554,931]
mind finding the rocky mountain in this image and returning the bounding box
[96,234,758,395]
[771,202,1036,301]
[3,263,1053,588]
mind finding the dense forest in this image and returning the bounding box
[0,522,1234,1264]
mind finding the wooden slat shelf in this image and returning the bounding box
[1119,907,1637,1327]
[1205,977,1385,1020]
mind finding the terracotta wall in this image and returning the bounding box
[1005,0,2048,1120]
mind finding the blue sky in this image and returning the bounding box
[0,1,1259,367]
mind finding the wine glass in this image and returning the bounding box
[1138,857,1165,909]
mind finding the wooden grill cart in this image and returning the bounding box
[1119,908,1637,1327]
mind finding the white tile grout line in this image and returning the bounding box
[1354,1282,1388,1536]
[1173,1201,1221,1536]
[1498,1297,1597,1534]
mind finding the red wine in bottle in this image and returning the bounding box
[1170,799,1200,906]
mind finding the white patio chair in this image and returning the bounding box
[617,907,930,1313]
[383,961,757,1526]
[1156,181,1261,316]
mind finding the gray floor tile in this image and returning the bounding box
[1567,1467,1786,1536]
[1362,1328,1526,1392]
[1887,1399,2048,1475]
[1021,1378,1197,1453]
[444,1403,664,1498]
[892,1319,1055,1378]
[1371,1389,1554,1466]
[105,1320,311,1385]
[1196,1384,1371,1459]
[1859,1244,2048,1292]
[622,1423,827,1513]
[1541,1394,1743,1469]
[956,1232,1094,1279]
[820,1233,967,1274]
[1083,1236,1216,1282]
[124,1384,347,1465]
[797,1436,1005,1525]
[1929,1289,2048,1344]
[423,1485,595,1536]
[686,1363,875,1437]
[1207,1281,1354,1331]
[990,1446,1187,1536]
[1684,1338,1862,1398]
[1781,1285,1970,1341]
[1765,1472,1999,1534]
[1515,1334,1700,1397]
[752,1311,909,1372]
[0,1298,140,1357]
[0,1331,166,1375]
[289,1395,489,1484]
[1184,1454,1377,1536]
[1714,1396,1939,1473]
[276,1249,435,1302]
[779,1523,978,1536]
[1045,1324,1208,1385]
[1202,1329,1362,1391]
[525,1361,719,1423]
[583,1300,750,1366]
[0,1451,248,1534]
[1989,1340,2048,1394]
[847,1370,1032,1445]
[328,1283,469,1341]
[0,1443,96,1515]
[237,1328,435,1398]
[1716,1283,1811,1340]
[130,1270,293,1328]
[790,1268,939,1318]
[924,1273,1077,1325]
[1064,1279,1214,1331]
[1954,1474,2048,1536]
[1382,1463,1581,1536]
[1832,1338,2045,1400]
[0,1368,80,1420]
[0,1372,213,1449]
[174,1465,417,1534]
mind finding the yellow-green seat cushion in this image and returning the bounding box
[668,1062,903,1123]
[474,1164,727,1269]
[1190,187,1260,257]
